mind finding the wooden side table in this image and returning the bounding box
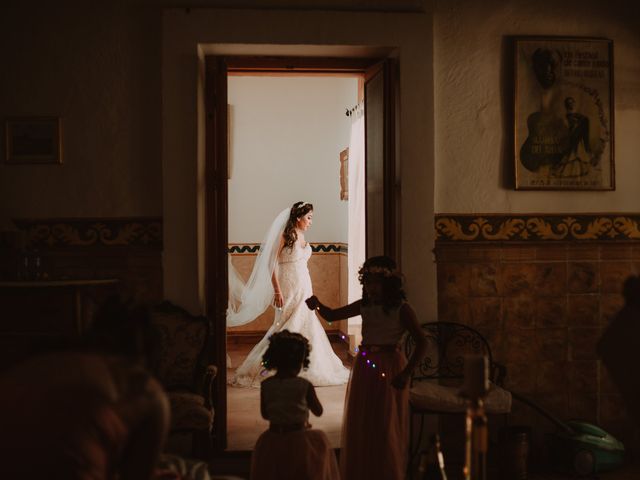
[0,279,119,369]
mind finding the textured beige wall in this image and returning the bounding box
[434,0,640,213]
[0,4,162,220]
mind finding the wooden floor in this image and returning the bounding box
[226,337,352,451]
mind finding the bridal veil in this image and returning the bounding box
[227,207,289,327]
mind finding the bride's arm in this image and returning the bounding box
[306,296,361,322]
[271,237,285,308]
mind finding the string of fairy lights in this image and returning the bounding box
[259,343,391,380]
[262,308,396,380]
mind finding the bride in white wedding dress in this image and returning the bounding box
[229,201,350,387]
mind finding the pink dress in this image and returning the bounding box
[341,302,409,480]
[251,376,339,480]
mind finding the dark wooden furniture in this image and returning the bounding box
[148,301,217,459]
[0,279,119,370]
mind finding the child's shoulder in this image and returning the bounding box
[298,376,313,387]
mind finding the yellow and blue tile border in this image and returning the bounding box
[435,214,640,243]
[228,242,347,254]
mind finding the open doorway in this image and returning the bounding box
[225,73,364,450]
[204,55,398,452]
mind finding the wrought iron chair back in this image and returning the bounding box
[404,321,506,474]
[405,321,499,385]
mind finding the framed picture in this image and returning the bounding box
[513,37,614,190]
[4,117,62,165]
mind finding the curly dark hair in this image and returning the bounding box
[283,201,313,250]
[261,330,311,372]
[359,256,406,312]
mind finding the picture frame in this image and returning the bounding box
[513,36,614,190]
[339,147,349,201]
[4,117,62,165]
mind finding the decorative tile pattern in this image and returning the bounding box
[228,244,260,254]
[228,242,347,254]
[435,234,640,454]
[14,218,162,248]
[435,214,640,242]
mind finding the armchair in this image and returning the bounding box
[149,301,216,459]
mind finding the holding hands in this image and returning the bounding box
[305,296,320,311]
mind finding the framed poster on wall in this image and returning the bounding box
[513,36,614,190]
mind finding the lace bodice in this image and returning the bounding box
[279,242,312,264]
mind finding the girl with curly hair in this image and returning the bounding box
[251,330,339,480]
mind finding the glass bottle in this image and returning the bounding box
[464,398,488,480]
[462,355,489,480]
[419,434,448,480]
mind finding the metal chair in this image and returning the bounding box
[404,321,510,473]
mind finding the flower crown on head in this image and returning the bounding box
[359,265,398,278]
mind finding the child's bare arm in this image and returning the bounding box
[392,303,427,389]
[306,384,323,417]
[306,296,361,322]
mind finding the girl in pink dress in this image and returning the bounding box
[251,330,340,480]
[307,256,427,480]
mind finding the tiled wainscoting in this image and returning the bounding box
[5,218,163,303]
[435,214,640,459]
[228,243,348,337]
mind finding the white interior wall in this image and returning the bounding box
[228,76,357,243]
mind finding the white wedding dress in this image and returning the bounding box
[231,242,350,387]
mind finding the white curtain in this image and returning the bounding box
[347,107,365,325]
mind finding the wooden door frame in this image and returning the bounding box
[204,54,398,452]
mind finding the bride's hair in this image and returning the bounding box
[283,201,313,250]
